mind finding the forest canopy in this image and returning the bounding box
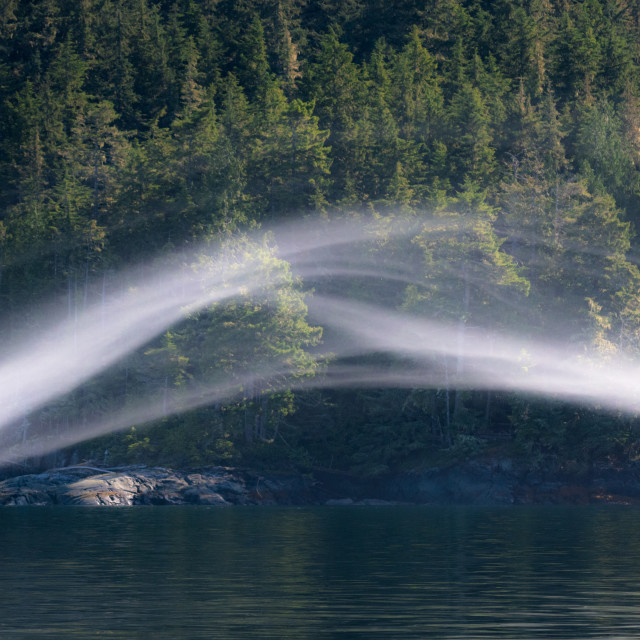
[2,0,640,475]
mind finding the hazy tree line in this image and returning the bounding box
[2,0,640,475]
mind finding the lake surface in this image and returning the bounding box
[1,506,640,638]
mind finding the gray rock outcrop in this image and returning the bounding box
[3,458,640,506]
[0,466,317,506]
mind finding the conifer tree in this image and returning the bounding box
[446,83,496,185]
[390,26,443,143]
[573,98,640,211]
[268,0,303,94]
[131,1,172,125]
[303,28,367,199]
[553,3,602,101]
[193,9,223,89]
[90,0,138,128]
[171,240,323,445]
[405,180,529,430]
[244,73,332,217]
[237,15,274,104]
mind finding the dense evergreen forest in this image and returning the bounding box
[2,0,640,476]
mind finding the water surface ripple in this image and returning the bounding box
[1,506,639,639]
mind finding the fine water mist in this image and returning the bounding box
[0,217,416,433]
[1,213,638,463]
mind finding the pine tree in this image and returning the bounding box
[131,1,172,126]
[173,239,322,445]
[268,0,303,94]
[492,0,550,98]
[404,180,529,430]
[417,0,472,66]
[90,0,138,128]
[390,26,443,143]
[71,99,128,223]
[237,15,274,104]
[250,86,331,217]
[553,2,602,101]
[599,0,637,95]
[352,40,408,202]
[208,74,256,230]
[193,9,223,89]
[573,98,640,211]
[446,83,496,185]
[302,28,367,199]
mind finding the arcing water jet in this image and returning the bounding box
[1,214,638,463]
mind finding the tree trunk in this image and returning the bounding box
[454,262,470,420]
[244,376,254,444]
[444,358,452,445]
[484,391,492,427]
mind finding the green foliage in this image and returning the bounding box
[4,0,640,476]
[510,396,631,472]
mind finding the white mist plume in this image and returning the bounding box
[0,214,439,433]
[308,296,640,412]
[0,213,638,462]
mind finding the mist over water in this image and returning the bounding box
[1,214,638,463]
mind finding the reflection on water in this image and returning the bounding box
[1,506,640,638]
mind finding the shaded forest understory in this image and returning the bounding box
[3,0,640,478]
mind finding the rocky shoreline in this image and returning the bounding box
[2,458,640,506]
[0,466,320,506]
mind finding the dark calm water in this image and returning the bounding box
[1,507,640,638]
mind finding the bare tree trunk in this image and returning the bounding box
[68,274,73,320]
[256,396,268,440]
[444,358,452,446]
[83,257,89,310]
[93,141,99,217]
[484,391,492,427]
[454,262,470,420]
[244,376,254,444]
[74,272,78,352]
[162,376,168,416]
[101,270,107,327]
